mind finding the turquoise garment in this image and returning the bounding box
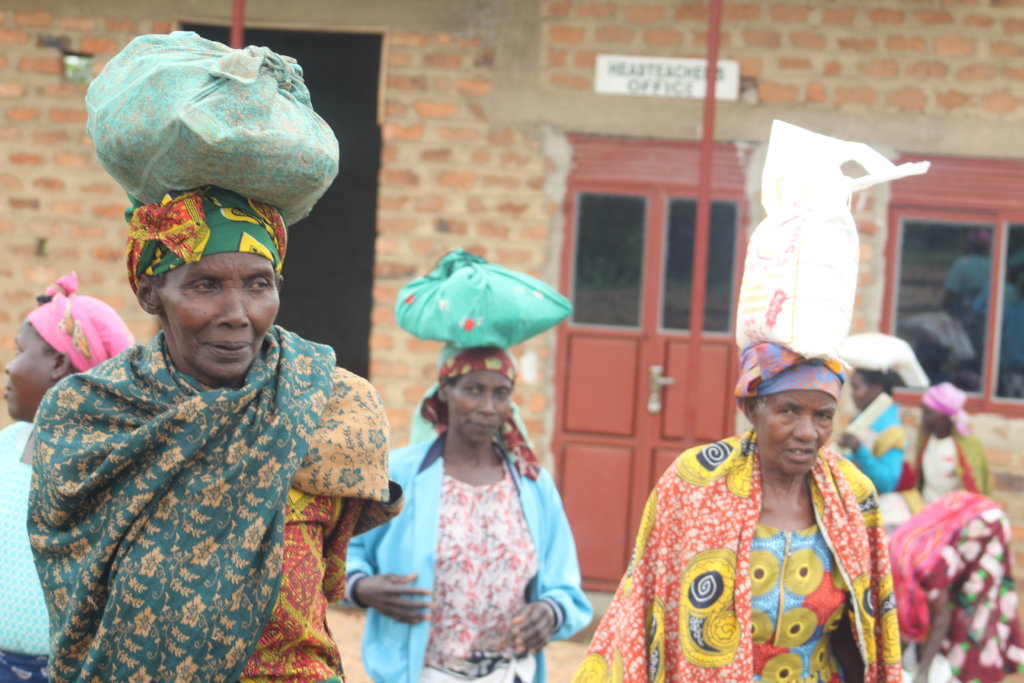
[346,437,593,683]
[846,400,905,493]
[750,523,849,683]
[0,422,48,657]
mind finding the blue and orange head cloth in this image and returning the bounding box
[735,342,845,404]
[418,345,541,480]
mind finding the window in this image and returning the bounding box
[887,155,1024,413]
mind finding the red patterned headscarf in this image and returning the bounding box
[735,342,845,405]
[420,346,541,480]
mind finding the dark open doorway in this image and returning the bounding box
[183,24,381,378]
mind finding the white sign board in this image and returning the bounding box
[594,54,740,101]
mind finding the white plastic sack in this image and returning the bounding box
[840,332,930,387]
[86,31,339,226]
[736,121,929,359]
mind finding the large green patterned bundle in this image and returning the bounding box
[86,31,338,226]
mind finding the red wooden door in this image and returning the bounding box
[554,137,748,590]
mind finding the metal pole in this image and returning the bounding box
[686,0,723,440]
[230,0,246,48]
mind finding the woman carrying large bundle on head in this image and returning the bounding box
[28,32,401,682]
[346,250,592,682]
[572,122,929,681]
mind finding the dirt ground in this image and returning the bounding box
[328,605,589,682]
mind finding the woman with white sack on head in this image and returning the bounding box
[346,250,592,683]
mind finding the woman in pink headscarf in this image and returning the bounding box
[0,272,134,682]
[889,383,1024,682]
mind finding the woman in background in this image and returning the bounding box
[0,273,134,683]
[837,368,906,493]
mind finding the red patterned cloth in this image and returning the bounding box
[241,489,365,683]
[424,471,538,676]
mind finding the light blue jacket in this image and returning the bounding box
[847,400,906,493]
[346,437,592,682]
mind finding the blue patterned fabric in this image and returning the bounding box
[0,422,48,657]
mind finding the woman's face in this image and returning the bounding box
[439,370,513,445]
[744,390,837,479]
[4,321,66,422]
[136,252,281,389]
[921,405,953,438]
[849,371,883,412]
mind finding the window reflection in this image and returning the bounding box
[998,224,1024,399]
[572,193,646,327]
[895,220,993,392]
[662,200,738,332]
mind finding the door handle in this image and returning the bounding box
[647,364,676,414]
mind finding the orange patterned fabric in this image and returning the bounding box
[241,489,366,683]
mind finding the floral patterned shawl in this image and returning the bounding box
[574,432,902,682]
[28,326,397,682]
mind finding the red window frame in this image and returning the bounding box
[883,154,1024,417]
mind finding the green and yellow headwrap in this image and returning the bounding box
[125,186,287,292]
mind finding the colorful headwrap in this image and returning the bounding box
[26,272,135,373]
[124,186,287,292]
[734,342,845,405]
[922,381,971,435]
[416,346,541,480]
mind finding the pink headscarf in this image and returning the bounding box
[922,381,971,435]
[26,272,135,372]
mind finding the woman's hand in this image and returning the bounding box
[837,433,861,451]
[509,601,556,655]
[352,573,434,624]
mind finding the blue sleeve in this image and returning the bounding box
[532,473,593,641]
[345,521,383,596]
[848,443,902,494]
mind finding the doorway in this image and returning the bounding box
[183,24,381,378]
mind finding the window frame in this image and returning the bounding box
[884,155,1024,417]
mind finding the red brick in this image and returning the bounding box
[440,127,480,140]
[549,26,586,45]
[806,82,827,102]
[39,83,85,97]
[744,30,781,48]
[0,174,21,190]
[935,35,974,57]
[576,3,616,18]
[993,41,1024,57]
[937,90,972,109]
[861,59,899,77]
[887,87,926,110]
[835,86,876,105]
[376,196,407,211]
[955,64,996,81]
[1006,67,1024,82]
[14,11,52,27]
[838,38,877,52]
[387,52,412,67]
[737,57,762,77]
[380,169,420,186]
[675,4,707,21]
[596,25,634,42]
[424,52,462,68]
[414,101,459,118]
[10,153,43,165]
[964,14,993,28]
[771,5,810,22]
[10,197,40,210]
[414,197,445,212]
[574,50,599,69]
[434,218,467,234]
[387,74,426,91]
[481,174,518,189]
[33,130,69,144]
[547,49,567,68]
[624,5,665,23]
[376,218,418,235]
[81,36,119,54]
[496,202,528,216]
[790,31,825,49]
[914,10,953,24]
[778,57,812,70]
[49,109,88,124]
[7,107,39,121]
[80,181,117,194]
[823,61,841,76]
[474,48,494,68]
[150,20,173,33]
[1005,19,1024,35]
[33,177,64,191]
[906,60,949,77]
[439,171,475,189]
[390,33,429,46]
[868,9,903,24]
[477,221,509,238]
[549,74,590,90]
[105,19,134,31]
[0,82,24,98]
[59,17,96,30]
[384,101,407,117]
[52,201,81,216]
[823,8,855,25]
[91,204,124,218]
[724,3,760,20]
[547,2,571,18]
[758,82,799,103]
[644,28,682,46]
[886,36,926,51]
[983,91,1019,113]
[0,28,30,44]
[456,78,491,95]
[18,58,62,75]
[421,148,452,162]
